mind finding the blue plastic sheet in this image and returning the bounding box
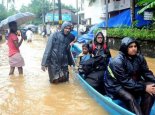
[77,8,151,43]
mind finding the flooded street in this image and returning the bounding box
[0,35,108,115]
[0,35,154,115]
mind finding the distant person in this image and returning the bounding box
[42,26,47,38]
[0,32,2,41]
[17,30,22,42]
[26,28,33,43]
[46,24,51,37]
[5,29,9,40]
[105,37,155,115]
[56,24,61,32]
[70,23,77,46]
[7,21,25,75]
[41,22,75,84]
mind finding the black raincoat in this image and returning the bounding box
[41,22,75,82]
[105,37,155,98]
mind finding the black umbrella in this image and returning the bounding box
[0,12,35,29]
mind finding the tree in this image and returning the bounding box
[6,0,15,10]
[137,0,155,14]
[0,4,8,21]
[130,0,136,27]
[88,0,96,6]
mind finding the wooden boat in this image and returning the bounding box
[72,43,155,115]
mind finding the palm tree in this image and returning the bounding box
[7,0,15,10]
[137,0,155,14]
[88,0,96,6]
[130,0,136,26]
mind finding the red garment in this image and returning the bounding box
[8,33,20,57]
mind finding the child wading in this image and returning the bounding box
[7,21,25,75]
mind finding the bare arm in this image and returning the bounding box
[13,37,23,48]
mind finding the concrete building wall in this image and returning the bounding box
[78,0,130,25]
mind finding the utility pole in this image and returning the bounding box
[76,0,79,39]
[42,0,45,24]
[52,0,55,26]
[105,0,108,29]
[130,0,135,27]
[104,0,108,43]
[58,0,62,25]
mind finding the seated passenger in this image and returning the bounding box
[79,32,111,94]
[105,37,155,115]
[90,31,111,64]
[77,44,91,76]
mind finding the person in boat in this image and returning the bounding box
[77,43,91,76]
[79,32,111,94]
[41,22,75,84]
[89,31,111,63]
[104,37,155,115]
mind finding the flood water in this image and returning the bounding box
[0,35,108,115]
[0,35,154,115]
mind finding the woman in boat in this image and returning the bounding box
[105,37,155,115]
[80,32,111,94]
[90,31,111,63]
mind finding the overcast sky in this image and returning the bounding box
[14,0,77,10]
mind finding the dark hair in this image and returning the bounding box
[8,21,17,33]
[82,43,89,49]
[94,32,105,45]
[8,21,17,28]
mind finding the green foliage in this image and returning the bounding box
[0,3,18,21]
[88,0,96,6]
[0,4,8,21]
[137,0,155,14]
[107,28,155,41]
[93,28,102,35]
[137,0,154,6]
[18,0,76,25]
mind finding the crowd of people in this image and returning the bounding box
[5,20,155,115]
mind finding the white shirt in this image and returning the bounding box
[26,30,33,40]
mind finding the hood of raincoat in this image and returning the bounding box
[119,37,140,55]
[94,31,105,45]
[61,21,71,35]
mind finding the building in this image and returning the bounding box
[78,0,130,25]
[45,8,77,24]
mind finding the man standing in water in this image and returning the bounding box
[41,22,75,84]
[7,21,25,75]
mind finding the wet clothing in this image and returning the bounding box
[105,37,155,115]
[90,32,111,64]
[9,53,25,67]
[8,33,24,67]
[41,22,75,82]
[8,33,20,57]
[81,32,111,94]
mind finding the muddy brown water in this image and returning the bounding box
[0,35,154,115]
[0,35,108,115]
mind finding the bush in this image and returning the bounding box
[107,28,155,41]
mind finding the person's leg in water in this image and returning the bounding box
[52,79,59,84]
[62,67,69,82]
[116,89,143,115]
[9,66,15,75]
[18,67,23,75]
[140,92,154,115]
